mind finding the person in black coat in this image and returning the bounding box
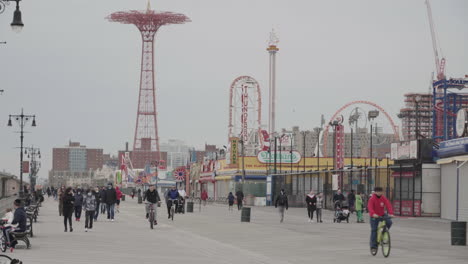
[63,187,75,232]
[93,187,101,221]
[104,183,117,221]
[275,189,289,223]
[333,189,346,208]
[74,189,84,221]
[306,191,317,222]
[9,199,27,251]
[99,187,106,214]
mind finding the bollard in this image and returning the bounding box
[187,202,194,213]
[121,195,125,201]
[241,207,251,222]
[451,221,466,246]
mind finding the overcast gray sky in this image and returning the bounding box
[1,0,467,180]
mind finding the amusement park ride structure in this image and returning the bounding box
[108,1,190,183]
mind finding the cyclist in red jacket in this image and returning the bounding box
[368,187,394,252]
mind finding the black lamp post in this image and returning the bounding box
[301,131,308,172]
[8,108,37,198]
[25,146,41,191]
[0,0,24,32]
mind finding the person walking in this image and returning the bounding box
[201,190,208,206]
[63,187,75,232]
[235,189,244,210]
[83,189,96,232]
[348,190,356,213]
[227,192,235,211]
[356,191,364,223]
[131,189,136,199]
[58,187,64,216]
[93,187,101,221]
[115,186,122,213]
[306,191,317,222]
[104,183,117,221]
[316,192,323,223]
[275,189,289,223]
[99,186,106,215]
[74,189,84,221]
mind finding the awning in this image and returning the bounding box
[436,155,468,165]
[391,171,415,177]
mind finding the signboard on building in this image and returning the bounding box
[257,151,301,164]
[390,141,418,160]
[437,137,468,158]
[393,200,421,216]
[230,137,239,165]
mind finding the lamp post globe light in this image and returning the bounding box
[8,108,37,198]
[0,0,24,32]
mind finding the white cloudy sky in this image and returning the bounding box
[0,0,467,180]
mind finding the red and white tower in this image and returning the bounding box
[267,30,279,137]
[108,2,190,166]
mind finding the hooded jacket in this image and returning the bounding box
[355,194,363,211]
[275,192,288,209]
[104,186,117,205]
[74,192,84,207]
[306,194,317,209]
[368,194,393,217]
[83,193,96,211]
[116,186,123,200]
[144,189,161,203]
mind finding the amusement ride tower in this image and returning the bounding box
[108,2,190,166]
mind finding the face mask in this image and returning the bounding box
[88,192,92,196]
[108,186,111,189]
[78,192,81,195]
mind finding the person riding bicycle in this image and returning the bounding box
[368,187,394,253]
[143,185,161,224]
[166,186,179,219]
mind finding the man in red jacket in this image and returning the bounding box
[368,187,394,251]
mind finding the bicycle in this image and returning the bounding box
[371,216,392,258]
[0,255,22,264]
[145,202,158,229]
[169,199,178,221]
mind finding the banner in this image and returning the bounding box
[230,137,239,165]
[257,151,301,164]
[332,174,339,191]
[22,161,29,173]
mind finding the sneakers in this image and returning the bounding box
[85,228,88,232]
[111,219,114,222]
[310,219,314,223]
[70,228,73,232]
[154,220,157,226]
[146,213,149,219]
[308,219,311,223]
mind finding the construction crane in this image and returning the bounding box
[426,0,446,80]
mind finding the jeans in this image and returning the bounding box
[167,200,178,216]
[316,208,322,222]
[145,203,158,219]
[3,226,12,244]
[106,203,115,219]
[370,216,392,248]
[85,210,94,229]
[100,203,106,214]
[278,206,286,222]
[307,206,315,220]
[94,203,100,220]
[74,206,82,219]
[237,199,243,210]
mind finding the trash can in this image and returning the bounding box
[187,202,194,213]
[121,195,125,201]
[451,221,466,246]
[241,207,251,222]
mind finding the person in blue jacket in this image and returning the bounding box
[166,186,179,218]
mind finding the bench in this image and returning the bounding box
[11,232,31,249]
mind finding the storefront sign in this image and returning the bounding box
[257,151,301,164]
[391,141,418,160]
[230,137,239,164]
[437,137,468,158]
[393,200,421,216]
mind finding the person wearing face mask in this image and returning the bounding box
[83,189,96,232]
[104,183,117,221]
[63,187,75,232]
[368,187,394,254]
[275,189,289,223]
[74,188,84,222]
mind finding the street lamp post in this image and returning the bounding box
[301,131,307,172]
[329,121,339,170]
[25,146,41,191]
[368,110,379,192]
[8,108,37,198]
[0,0,24,32]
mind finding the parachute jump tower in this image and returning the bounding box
[108,2,190,165]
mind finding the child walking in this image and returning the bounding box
[356,191,364,223]
[83,189,96,232]
[227,192,235,211]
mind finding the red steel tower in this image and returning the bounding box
[108,3,190,165]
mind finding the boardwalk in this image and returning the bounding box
[6,197,468,264]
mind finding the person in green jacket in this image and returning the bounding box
[355,191,364,223]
